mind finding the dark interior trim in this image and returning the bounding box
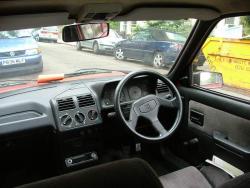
[180,86,250,121]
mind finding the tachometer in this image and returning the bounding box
[129,86,142,100]
[120,91,126,102]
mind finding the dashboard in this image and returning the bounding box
[0,75,170,135]
[101,76,156,107]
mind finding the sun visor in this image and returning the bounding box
[77,4,122,22]
[0,12,75,31]
[115,7,220,21]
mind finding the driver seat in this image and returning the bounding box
[16,158,249,188]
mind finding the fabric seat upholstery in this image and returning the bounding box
[16,158,163,188]
[159,166,212,188]
[200,165,231,187]
[16,157,249,188]
[218,172,250,188]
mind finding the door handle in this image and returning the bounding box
[190,110,204,126]
[213,131,250,157]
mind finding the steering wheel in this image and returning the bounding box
[114,71,183,142]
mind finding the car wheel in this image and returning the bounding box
[93,42,100,54]
[153,52,164,68]
[76,42,82,51]
[115,47,125,60]
[35,36,40,42]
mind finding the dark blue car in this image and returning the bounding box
[114,29,186,68]
[0,30,43,77]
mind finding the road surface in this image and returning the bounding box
[2,42,168,81]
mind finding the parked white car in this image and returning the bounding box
[76,29,123,53]
[33,26,59,43]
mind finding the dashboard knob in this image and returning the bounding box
[75,112,85,124]
[88,110,98,120]
[61,114,72,126]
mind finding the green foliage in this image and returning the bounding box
[107,20,194,37]
[132,25,144,33]
[240,16,250,36]
[109,21,119,31]
[144,20,192,37]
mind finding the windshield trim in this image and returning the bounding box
[167,19,200,78]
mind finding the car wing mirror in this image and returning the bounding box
[62,22,109,42]
[193,71,223,89]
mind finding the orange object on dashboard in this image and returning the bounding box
[37,74,65,83]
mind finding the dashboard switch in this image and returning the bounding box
[61,114,72,126]
[88,110,98,120]
[75,112,85,124]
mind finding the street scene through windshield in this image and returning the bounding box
[0,20,196,86]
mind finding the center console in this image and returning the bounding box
[51,86,103,170]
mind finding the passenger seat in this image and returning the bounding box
[16,158,249,188]
[160,166,212,188]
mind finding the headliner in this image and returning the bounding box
[0,0,249,19]
[0,0,249,30]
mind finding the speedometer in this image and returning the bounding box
[129,86,142,100]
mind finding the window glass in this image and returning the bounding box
[192,16,250,101]
[0,19,196,93]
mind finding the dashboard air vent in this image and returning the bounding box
[157,81,169,93]
[77,94,95,107]
[57,97,75,111]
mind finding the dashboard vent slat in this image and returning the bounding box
[157,81,169,93]
[57,98,75,111]
[77,94,95,107]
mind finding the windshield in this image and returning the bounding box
[42,26,58,32]
[0,19,196,91]
[166,32,187,42]
[109,29,121,38]
[0,29,33,39]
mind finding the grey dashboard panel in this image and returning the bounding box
[189,100,250,149]
[0,100,54,135]
[0,76,124,135]
[51,84,102,132]
[0,74,167,135]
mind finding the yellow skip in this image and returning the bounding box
[202,37,250,90]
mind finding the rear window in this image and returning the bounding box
[43,27,58,32]
[166,32,186,42]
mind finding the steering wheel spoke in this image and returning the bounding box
[157,96,178,109]
[151,118,168,136]
[128,108,139,130]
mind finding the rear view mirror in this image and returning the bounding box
[193,71,223,89]
[62,22,109,42]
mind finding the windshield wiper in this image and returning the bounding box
[37,68,113,83]
[0,81,28,88]
[17,36,31,38]
[65,68,112,78]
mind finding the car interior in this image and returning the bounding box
[0,0,250,188]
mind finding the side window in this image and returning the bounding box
[192,16,250,101]
[132,32,144,41]
[132,31,152,41]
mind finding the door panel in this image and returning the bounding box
[80,40,94,49]
[179,87,250,171]
[123,40,140,59]
[189,100,250,149]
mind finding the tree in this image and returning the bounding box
[144,20,192,37]
[109,21,119,31]
[240,16,250,36]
